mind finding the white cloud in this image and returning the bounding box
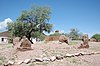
[0,18,13,31]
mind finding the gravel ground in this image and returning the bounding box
[0,41,100,66]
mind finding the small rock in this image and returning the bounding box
[65,53,74,57]
[50,56,56,61]
[56,55,63,60]
[94,52,100,54]
[24,59,31,64]
[91,52,95,54]
[43,57,50,61]
[7,60,14,65]
[4,64,8,66]
[35,58,43,62]
[43,53,47,57]
[31,59,36,62]
[59,42,62,44]
[74,53,81,56]
[15,60,23,65]
[79,52,87,55]
[60,59,63,62]
[85,52,92,55]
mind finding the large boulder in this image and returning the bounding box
[83,34,88,45]
[90,38,96,42]
[17,36,32,51]
[78,44,89,49]
[78,34,89,49]
[13,37,20,46]
[59,35,68,44]
[45,36,59,41]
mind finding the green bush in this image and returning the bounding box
[91,34,100,41]
[0,55,6,65]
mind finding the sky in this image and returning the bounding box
[0,0,100,38]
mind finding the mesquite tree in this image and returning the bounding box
[7,5,53,43]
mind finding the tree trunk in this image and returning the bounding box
[26,34,33,44]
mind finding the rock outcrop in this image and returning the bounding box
[17,36,32,50]
[59,35,68,44]
[13,36,32,51]
[13,37,20,46]
[78,34,89,49]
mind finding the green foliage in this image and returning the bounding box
[7,21,29,37]
[49,32,61,36]
[49,30,68,36]
[91,34,100,41]
[68,28,83,40]
[5,44,12,48]
[0,55,6,65]
[32,32,46,41]
[7,5,53,40]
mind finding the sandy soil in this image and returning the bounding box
[0,41,100,66]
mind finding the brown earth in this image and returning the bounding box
[0,41,100,66]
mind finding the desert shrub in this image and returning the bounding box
[91,34,100,41]
[49,32,61,36]
[0,55,6,65]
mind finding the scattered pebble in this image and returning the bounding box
[50,56,56,61]
[35,58,43,62]
[7,60,14,65]
[24,59,31,64]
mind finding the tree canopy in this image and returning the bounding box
[68,28,83,40]
[7,5,53,41]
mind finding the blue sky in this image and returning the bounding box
[0,0,100,38]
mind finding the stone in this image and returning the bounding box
[60,59,63,62]
[78,44,89,49]
[31,59,36,62]
[45,36,59,41]
[83,34,89,45]
[94,51,100,54]
[85,52,93,55]
[90,38,96,42]
[84,44,89,48]
[17,36,32,50]
[59,35,68,44]
[50,56,56,61]
[7,60,14,65]
[78,44,83,49]
[82,34,88,41]
[78,34,89,49]
[74,53,81,56]
[43,57,50,61]
[56,55,63,60]
[13,37,20,47]
[35,58,43,62]
[4,64,8,66]
[59,42,62,44]
[65,53,74,57]
[15,60,23,65]
[24,59,31,64]
[79,52,87,55]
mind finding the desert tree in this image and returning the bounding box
[7,5,53,43]
[68,28,83,40]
